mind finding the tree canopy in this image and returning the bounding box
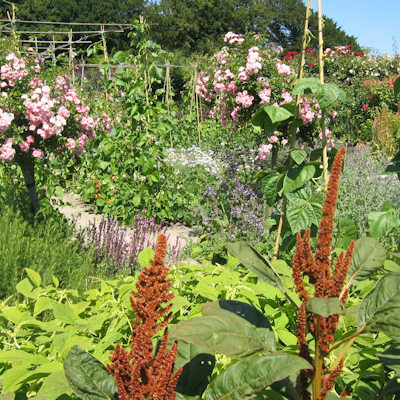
[0,0,360,54]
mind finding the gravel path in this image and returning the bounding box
[55,192,201,253]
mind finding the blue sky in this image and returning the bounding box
[303,0,399,55]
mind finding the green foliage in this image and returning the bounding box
[64,346,118,400]
[0,205,97,299]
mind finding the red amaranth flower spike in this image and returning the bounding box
[108,234,182,400]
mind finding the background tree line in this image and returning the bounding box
[0,0,359,55]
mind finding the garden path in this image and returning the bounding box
[55,192,201,260]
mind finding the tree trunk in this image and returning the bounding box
[17,157,41,215]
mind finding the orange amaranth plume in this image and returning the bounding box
[107,234,182,400]
[292,147,355,400]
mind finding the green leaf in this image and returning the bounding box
[16,278,33,298]
[263,105,293,124]
[292,77,322,95]
[358,271,400,335]
[64,346,118,400]
[282,164,315,194]
[97,160,111,170]
[204,353,312,400]
[336,218,358,249]
[35,370,71,398]
[0,350,36,364]
[368,211,398,239]
[394,76,400,101]
[171,314,268,359]
[53,303,77,325]
[138,247,155,268]
[54,186,64,199]
[306,297,346,318]
[289,149,308,165]
[286,201,321,234]
[347,237,387,285]
[25,268,42,287]
[226,242,284,291]
[34,297,54,316]
[314,83,341,108]
[376,342,400,372]
[168,325,215,397]
[201,300,274,350]
[374,373,400,399]
[3,363,63,393]
[261,173,281,206]
[1,307,23,324]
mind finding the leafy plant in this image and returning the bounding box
[168,147,400,399]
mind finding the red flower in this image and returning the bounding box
[110,174,115,179]
[363,104,369,111]
[96,194,102,199]
[308,63,314,66]
[112,194,115,198]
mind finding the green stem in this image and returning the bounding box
[312,316,323,400]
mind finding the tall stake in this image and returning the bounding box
[318,0,329,188]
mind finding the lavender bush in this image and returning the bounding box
[88,211,182,275]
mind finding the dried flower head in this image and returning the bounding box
[108,234,182,399]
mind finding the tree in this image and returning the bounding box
[146,0,360,54]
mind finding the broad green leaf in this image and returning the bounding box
[289,149,308,165]
[368,211,398,239]
[347,237,387,286]
[226,242,284,291]
[282,164,315,194]
[0,350,35,364]
[171,314,268,359]
[16,278,33,298]
[52,303,77,324]
[374,374,400,399]
[170,295,191,315]
[376,343,400,372]
[286,202,321,234]
[292,77,321,95]
[3,363,63,393]
[306,297,346,318]
[261,173,281,206]
[201,300,274,349]
[35,370,71,398]
[34,297,54,316]
[314,83,341,108]
[64,346,118,400]
[93,332,124,359]
[138,246,155,267]
[358,271,400,335]
[276,328,298,346]
[61,336,93,359]
[263,105,293,124]
[168,325,215,397]
[25,268,42,287]
[204,353,312,400]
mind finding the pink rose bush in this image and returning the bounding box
[195,32,323,134]
[0,49,113,163]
